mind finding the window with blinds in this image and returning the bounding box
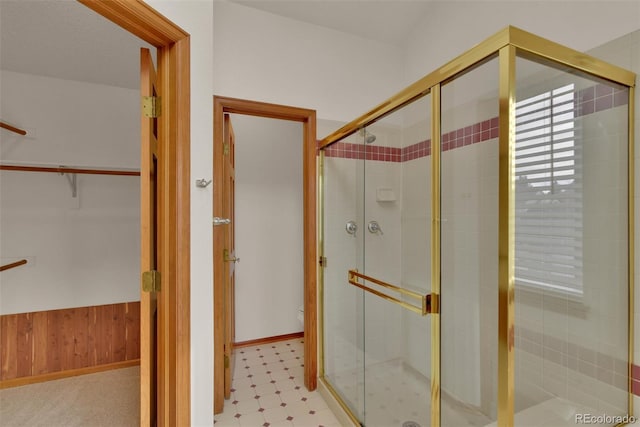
[514,83,583,296]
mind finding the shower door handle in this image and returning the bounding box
[348,270,434,316]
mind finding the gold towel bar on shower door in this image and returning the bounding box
[348,269,433,316]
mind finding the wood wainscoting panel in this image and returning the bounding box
[0,301,140,382]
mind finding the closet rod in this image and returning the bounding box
[0,259,27,272]
[0,122,27,136]
[0,164,140,176]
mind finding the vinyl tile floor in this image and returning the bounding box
[214,338,341,427]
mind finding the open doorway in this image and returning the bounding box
[213,96,317,415]
[0,2,153,424]
[231,114,305,346]
[0,1,191,424]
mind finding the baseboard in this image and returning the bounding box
[234,331,303,349]
[0,359,140,389]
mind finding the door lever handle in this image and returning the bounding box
[213,217,231,226]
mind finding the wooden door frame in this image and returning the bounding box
[78,1,190,425]
[213,96,317,414]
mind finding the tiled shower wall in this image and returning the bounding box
[322,142,404,381]
[586,28,640,416]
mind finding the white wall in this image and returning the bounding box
[0,71,140,315]
[213,0,405,124]
[404,1,640,85]
[0,71,139,168]
[143,1,214,425]
[146,2,401,422]
[231,114,304,342]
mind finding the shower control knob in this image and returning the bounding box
[367,221,383,235]
[345,220,358,236]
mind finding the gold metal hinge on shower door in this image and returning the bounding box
[142,270,161,292]
[142,96,162,118]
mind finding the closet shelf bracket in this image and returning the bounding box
[60,169,77,198]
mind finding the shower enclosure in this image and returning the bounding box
[318,27,635,427]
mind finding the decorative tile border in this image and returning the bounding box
[632,364,640,396]
[320,83,629,162]
[577,83,629,116]
[401,116,498,162]
[323,142,402,162]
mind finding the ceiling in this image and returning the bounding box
[230,0,434,46]
[0,0,433,90]
[0,1,154,90]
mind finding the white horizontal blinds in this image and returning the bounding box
[514,83,583,295]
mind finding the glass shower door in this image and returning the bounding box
[322,94,433,426]
[440,57,500,427]
[322,129,366,421]
[360,94,433,427]
[512,55,630,427]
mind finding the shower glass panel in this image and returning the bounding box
[363,95,431,427]
[513,56,630,426]
[440,57,499,427]
[321,94,432,426]
[322,129,365,420]
[320,26,635,427]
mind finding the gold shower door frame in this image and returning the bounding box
[318,26,636,427]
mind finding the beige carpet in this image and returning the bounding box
[0,366,139,427]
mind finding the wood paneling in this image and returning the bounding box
[0,302,140,382]
[1,315,18,379]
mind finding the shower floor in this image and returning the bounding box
[327,360,626,426]
[326,358,492,427]
[504,397,620,427]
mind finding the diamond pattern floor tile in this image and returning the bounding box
[215,338,341,427]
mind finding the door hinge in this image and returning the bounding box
[142,96,161,118]
[223,143,230,156]
[224,354,230,369]
[319,256,327,268]
[223,249,240,263]
[142,270,161,292]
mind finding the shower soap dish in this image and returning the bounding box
[376,187,396,202]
